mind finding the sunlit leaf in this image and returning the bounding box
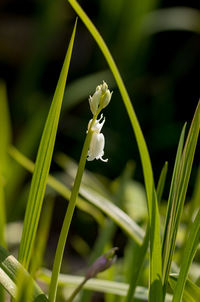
[18,21,77,270]
[169,274,200,302]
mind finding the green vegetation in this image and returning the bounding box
[0,1,199,302]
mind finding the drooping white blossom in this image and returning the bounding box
[87,115,108,162]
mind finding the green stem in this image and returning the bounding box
[66,278,87,302]
[48,115,97,302]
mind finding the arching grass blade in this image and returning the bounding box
[67,1,163,300]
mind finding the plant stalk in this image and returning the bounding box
[48,112,99,302]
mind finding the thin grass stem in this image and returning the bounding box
[48,112,100,302]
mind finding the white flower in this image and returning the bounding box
[87,114,108,162]
[89,81,112,115]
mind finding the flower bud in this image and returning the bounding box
[89,89,101,115]
[102,90,112,109]
[101,81,108,93]
[85,247,118,280]
[89,81,112,115]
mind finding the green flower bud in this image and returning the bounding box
[89,89,101,115]
[89,81,112,115]
[102,90,112,109]
[101,81,108,93]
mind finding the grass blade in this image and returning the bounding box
[68,1,163,300]
[162,101,200,293]
[171,208,200,302]
[18,20,77,270]
[79,185,144,245]
[39,269,173,302]
[180,165,200,260]
[169,275,200,302]
[9,146,145,245]
[30,198,54,276]
[0,245,48,301]
[162,123,187,286]
[39,268,148,300]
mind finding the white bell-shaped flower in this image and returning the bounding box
[87,115,108,162]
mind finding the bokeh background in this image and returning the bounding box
[0,0,200,290]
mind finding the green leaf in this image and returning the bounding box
[162,123,186,287]
[38,269,173,302]
[9,146,145,245]
[38,269,145,301]
[30,198,54,276]
[169,275,200,302]
[8,146,105,226]
[0,245,48,301]
[80,184,145,245]
[162,101,200,293]
[68,1,163,300]
[18,20,77,270]
[171,208,200,302]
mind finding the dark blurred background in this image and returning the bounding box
[0,0,199,210]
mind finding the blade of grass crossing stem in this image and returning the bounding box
[68,1,163,300]
[8,146,145,245]
[0,245,48,301]
[18,20,77,270]
[156,162,168,204]
[169,275,200,302]
[162,101,200,294]
[172,208,200,302]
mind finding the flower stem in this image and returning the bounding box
[48,116,96,302]
[66,278,88,302]
[49,110,100,302]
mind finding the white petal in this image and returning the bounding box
[94,133,105,159]
[87,132,107,162]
